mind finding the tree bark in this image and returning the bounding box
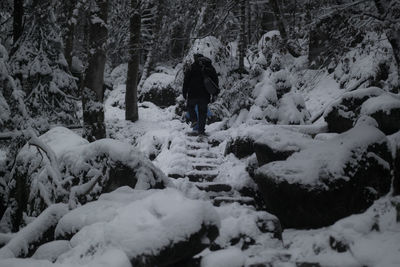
[373,0,400,90]
[13,0,24,44]
[125,0,141,122]
[238,0,246,72]
[64,0,78,69]
[82,0,108,142]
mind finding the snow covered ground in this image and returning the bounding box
[1,55,400,266]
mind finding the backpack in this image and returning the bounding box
[197,57,219,96]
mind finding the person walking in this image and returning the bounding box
[183,53,219,135]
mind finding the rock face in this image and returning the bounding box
[324,87,400,135]
[254,124,393,229]
[139,73,178,108]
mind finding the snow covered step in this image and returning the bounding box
[192,164,218,171]
[189,157,223,165]
[212,196,256,207]
[187,150,219,159]
[186,142,210,150]
[168,173,185,179]
[195,183,232,193]
[187,170,219,182]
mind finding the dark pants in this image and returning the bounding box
[187,98,208,133]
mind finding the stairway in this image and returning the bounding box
[166,133,261,209]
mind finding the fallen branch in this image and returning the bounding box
[0,204,69,259]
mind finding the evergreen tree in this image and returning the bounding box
[9,0,79,130]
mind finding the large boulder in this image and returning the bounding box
[324,87,383,133]
[139,73,178,108]
[360,94,400,135]
[254,128,317,166]
[5,127,170,230]
[56,188,220,267]
[325,87,400,135]
[254,124,393,229]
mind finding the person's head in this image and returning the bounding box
[193,53,204,62]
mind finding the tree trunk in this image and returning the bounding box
[64,0,78,69]
[13,0,24,44]
[125,0,141,122]
[82,0,108,142]
[238,0,246,72]
[269,0,300,57]
[373,0,400,91]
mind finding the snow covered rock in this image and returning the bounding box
[360,94,400,135]
[225,137,255,159]
[254,128,317,166]
[324,87,400,135]
[254,124,393,228]
[212,203,282,251]
[139,72,178,108]
[324,87,384,133]
[56,188,220,267]
[32,240,71,262]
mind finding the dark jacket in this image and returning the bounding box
[183,57,219,102]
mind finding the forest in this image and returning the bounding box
[0,0,400,266]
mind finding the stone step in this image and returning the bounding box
[168,173,185,179]
[195,183,232,193]
[189,158,222,165]
[192,164,218,171]
[212,196,256,207]
[187,171,219,182]
[187,151,218,159]
[186,141,209,150]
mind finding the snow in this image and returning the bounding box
[257,124,389,186]
[56,188,220,264]
[361,93,400,115]
[201,247,246,267]
[323,87,384,117]
[255,127,317,153]
[32,240,71,262]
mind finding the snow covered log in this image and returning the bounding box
[5,127,171,229]
[254,123,393,229]
[0,204,68,259]
[324,87,400,134]
[55,188,220,267]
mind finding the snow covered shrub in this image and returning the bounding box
[333,32,397,91]
[258,31,283,62]
[4,127,170,230]
[9,1,79,126]
[219,78,254,115]
[272,69,292,99]
[110,63,128,87]
[277,93,310,125]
